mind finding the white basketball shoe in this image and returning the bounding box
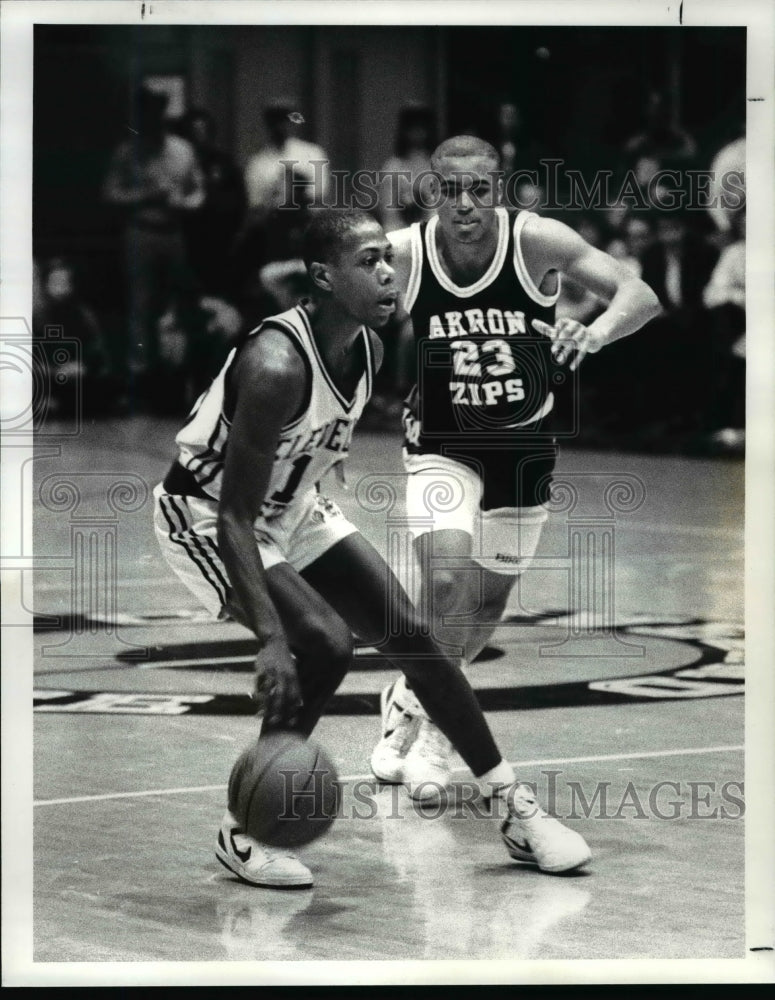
[370,678,422,783]
[499,784,591,873]
[371,677,453,801]
[215,810,313,888]
[402,718,453,803]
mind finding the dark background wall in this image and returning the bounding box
[33,23,745,250]
[445,27,744,153]
[32,24,747,448]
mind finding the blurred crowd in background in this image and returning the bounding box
[33,72,745,455]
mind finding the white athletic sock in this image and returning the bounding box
[475,759,516,799]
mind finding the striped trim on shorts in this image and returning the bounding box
[153,486,231,615]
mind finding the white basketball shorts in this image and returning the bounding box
[403,452,548,576]
[153,484,358,615]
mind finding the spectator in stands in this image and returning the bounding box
[514,179,549,215]
[605,214,654,278]
[701,208,745,443]
[575,215,605,249]
[623,90,697,168]
[244,100,330,219]
[256,259,311,314]
[495,101,523,175]
[602,196,631,246]
[492,100,545,204]
[632,154,662,190]
[156,291,244,412]
[623,214,654,274]
[231,184,313,322]
[636,212,719,436]
[703,210,745,312]
[640,213,718,314]
[236,102,326,320]
[182,109,247,297]
[34,257,115,416]
[631,154,679,216]
[378,104,436,232]
[103,86,204,379]
[707,126,745,238]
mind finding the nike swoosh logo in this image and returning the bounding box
[502,827,533,853]
[229,829,251,863]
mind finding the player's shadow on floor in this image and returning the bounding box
[476,862,593,879]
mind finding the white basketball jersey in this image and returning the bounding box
[174,304,375,519]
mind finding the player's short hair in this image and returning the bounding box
[302,209,380,270]
[431,135,501,171]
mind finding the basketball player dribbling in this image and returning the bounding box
[153,209,592,889]
[371,136,661,796]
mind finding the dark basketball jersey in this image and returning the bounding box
[398,208,560,508]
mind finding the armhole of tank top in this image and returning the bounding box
[223,320,313,429]
[404,222,423,312]
[362,327,375,400]
[512,211,561,307]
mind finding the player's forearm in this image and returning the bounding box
[586,278,662,348]
[217,509,284,644]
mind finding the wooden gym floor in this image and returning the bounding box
[26,417,748,971]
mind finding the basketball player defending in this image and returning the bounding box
[154,210,591,889]
[371,137,661,796]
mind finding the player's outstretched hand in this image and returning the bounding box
[532,318,604,371]
[253,635,302,728]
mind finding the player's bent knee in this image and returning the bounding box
[430,569,464,615]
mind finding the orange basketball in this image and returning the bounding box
[228,731,340,848]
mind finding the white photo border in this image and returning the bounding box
[1,0,773,987]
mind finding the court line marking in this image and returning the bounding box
[35,645,384,675]
[136,655,254,669]
[34,615,744,675]
[134,646,385,669]
[33,743,744,807]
